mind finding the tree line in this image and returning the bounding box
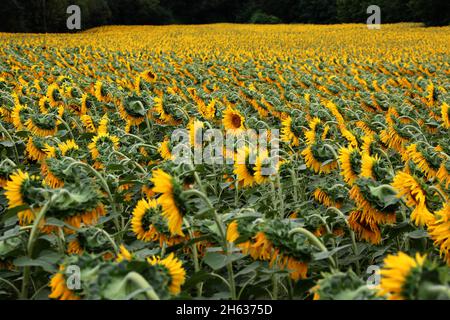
[1,0,449,33]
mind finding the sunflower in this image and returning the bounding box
[147,253,186,295]
[4,170,42,225]
[11,103,28,130]
[222,107,245,135]
[118,100,145,126]
[49,268,80,300]
[141,69,157,82]
[153,96,177,124]
[131,198,161,242]
[253,153,278,184]
[151,169,185,236]
[301,142,338,174]
[116,244,133,262]
[188,118,204,148]
[405,144,441,180]
[198,99,216,120]
[94,81,110,103]
[80,114,96,133]
[158,137,173,161]
[64,204,106,230]
[377,252,426,300]
[436,160,450,188]
[67,239,83,255]
[361,135,376,156]
[441,102,450,129]
[338,146,361,186]
[360,153,381,180]
[88,132,120,161]
[427,204,450,265]
[391,171,434,226]
[24,114,58,137]
[349,182,396,225]
[226,220,239,243]
[233,147,256,187]
[281,116,300,147]
[46,83,63,107]
[348,210,381,244]
[313,188,342,208]
[26,136,47,162]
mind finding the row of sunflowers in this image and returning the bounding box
[0,24,449,300]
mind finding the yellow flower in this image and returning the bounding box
[338,146,361,186]
[151,169,184,236]
[233,147,256,188]
[4,170,41,225]
[281,116,300,147]
[49,269,80,300]
[226,220,239,243]
[313,188,342,208]
[348,210,381,244]
[116,244,133,262]
[377,252,426,300]
[158,137,173,161]
[222,107,245,134]
[441,102,450,129]
[427,204,450,265]
[131,198,162,242]
[148,253,186,295]
[88,132,120,160]
[391,171,434,227]
[26,137,47,162]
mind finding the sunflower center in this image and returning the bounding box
[231,114,241,128]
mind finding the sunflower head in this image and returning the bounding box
[223,107,245,134]
[147,253,186,295]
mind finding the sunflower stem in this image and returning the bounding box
[288,227,337,269]
[0,122,20,164]
[21,200,51,299]
[183,218,202,297]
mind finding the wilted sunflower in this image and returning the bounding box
[301,142,338,174]
[24,113,59,137]
[222,107,245,134]
[441,102,450,129]
[4,170,42,225]
[427,204,450,265]
[361,153,382,180]
[49,267,80,300]
[391,171,434,226]
[338,146,361,186]
[436,160,450,188]
[377,252,426,300]
[151,169,185,236]
[147,253,186,295]
[405,144,441,180]
[313,188,342,209]
[26,136,48,162]
[348,210,381,244]
[281,116,300,147]
[118,100,145,126]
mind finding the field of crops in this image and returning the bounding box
[0,23,449,300]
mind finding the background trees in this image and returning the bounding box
[0,0,448,32]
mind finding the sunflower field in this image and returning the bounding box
[0,23,449,300]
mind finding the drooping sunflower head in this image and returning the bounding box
[377,252,426,300]
[4,170,44,225]
[151,169,186,236]
[131,198,165,242]
[147,253,186,295]
[118,98,146,126]
[49,267,81,300]
[391,171,434,226]
[441,102,450,129]
[338,146,361,186]
[223,107,245,134]
[427,204,450,265]
[281,115,303,147]
[301,141,338,174]
[158,137,173,161]
[24,112,58,137]
[88,132,120,161]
